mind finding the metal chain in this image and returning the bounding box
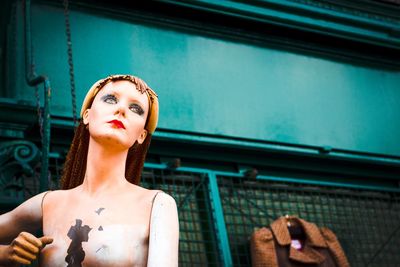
[34,86,44,138]
[22,0,49,192]
[31,30,44,139]
[63,0,77,126]
[29,0,44,138]
[22,0,44,139]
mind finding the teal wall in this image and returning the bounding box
[8,2,400,157]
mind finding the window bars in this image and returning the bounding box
[142,166,400,267]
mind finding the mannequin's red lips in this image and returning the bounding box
[108,120,125,129]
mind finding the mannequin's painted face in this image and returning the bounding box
[83,80,149,150]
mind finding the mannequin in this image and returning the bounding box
[0,75,179,267]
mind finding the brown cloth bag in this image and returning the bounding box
[250,216,350,267]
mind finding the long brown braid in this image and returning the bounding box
[60,122,88,189]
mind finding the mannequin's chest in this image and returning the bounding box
[41,202,150,266]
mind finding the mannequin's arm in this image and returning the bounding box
[147,192,179,267]
[0,192,53,266]
[0,192,46,243]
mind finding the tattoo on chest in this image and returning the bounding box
[65,219,92,267]
[95,207,105,215]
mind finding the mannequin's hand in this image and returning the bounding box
[6,232,53,265]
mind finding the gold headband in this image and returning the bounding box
[80,74,159,134]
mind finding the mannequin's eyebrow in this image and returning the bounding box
[101,94,117,100]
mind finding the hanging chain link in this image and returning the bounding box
[22,0,44,139]
[34,86,44,138]
[22,0,51,190]
[30,5,44,138]
[63,0,77,126]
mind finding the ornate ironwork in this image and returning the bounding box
[0,141,41,201]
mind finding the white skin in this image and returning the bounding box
[0,80,179,267]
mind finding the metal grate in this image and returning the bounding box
[218,176,400,267]
[11,154,400,267]
[141,168,222,267]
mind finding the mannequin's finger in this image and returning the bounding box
[39,236,53,248]
[20,232,42,248]
[13,246,37,261]
[11,253,31,265]
[14,238,39,254]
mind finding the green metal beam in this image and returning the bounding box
[154,130,400,165]
[158,0,400,48]
[207,171,233,267]
[144,162,400,195]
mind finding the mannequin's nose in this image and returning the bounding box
[114,103,126,117]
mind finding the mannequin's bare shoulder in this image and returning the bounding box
[118,183,169,201]
[129,185,177,208]
[0,191,49,243]
[152,191,177,210]
[2,191,48,223]
[39,189,69,210]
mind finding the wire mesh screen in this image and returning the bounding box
[218,176,400,267]
[7,154,400,267]
[141,168,222,267]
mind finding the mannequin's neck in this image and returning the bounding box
[82,137,129,196]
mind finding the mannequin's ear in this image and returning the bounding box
[82,109,90,125]
[137,129,148,144]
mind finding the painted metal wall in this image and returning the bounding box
[6,1,400,157]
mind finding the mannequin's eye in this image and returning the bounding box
[129,104,144,115]
[102,94,118,104]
